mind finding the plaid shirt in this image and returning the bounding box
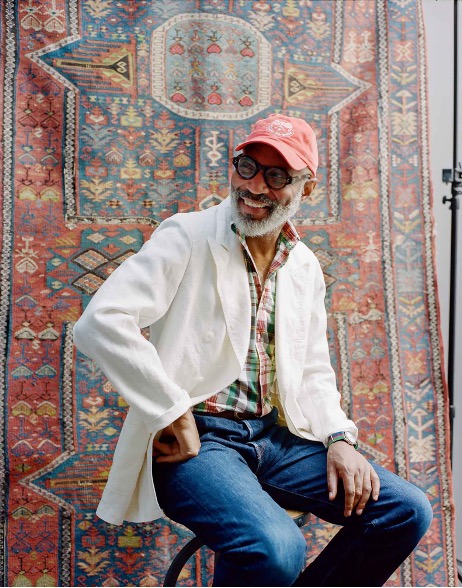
[194,221,299,417]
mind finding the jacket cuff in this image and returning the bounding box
[142,393,192,433]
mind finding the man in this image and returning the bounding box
[73,114,432,587]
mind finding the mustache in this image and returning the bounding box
[232,187,275,207]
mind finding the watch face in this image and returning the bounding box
[344,432,355,444]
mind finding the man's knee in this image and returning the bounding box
[375,468,433,541]
[248,522,307,585]
[402,484,433,538]
[215,520,306,586]
[380,478,433,545]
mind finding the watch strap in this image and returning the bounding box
[326,431,358,450]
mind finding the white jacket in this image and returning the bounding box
[73,197,357,525]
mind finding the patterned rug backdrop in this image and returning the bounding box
[0,0,456,586]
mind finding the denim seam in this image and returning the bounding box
[243,419,253,437]
[250,441,264,474]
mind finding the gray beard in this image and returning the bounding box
[229,184,303,237]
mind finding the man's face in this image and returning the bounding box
[229,143,312,237]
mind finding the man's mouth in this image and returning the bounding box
[241,196,270,209]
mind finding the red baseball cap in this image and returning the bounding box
[235,113,318,175]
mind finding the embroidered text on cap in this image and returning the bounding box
[266,119,294,137]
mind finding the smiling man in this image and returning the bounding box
[73,114,432,587]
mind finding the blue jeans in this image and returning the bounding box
[153,409,432,587]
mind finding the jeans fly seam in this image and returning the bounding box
[243,419,253,437]
[251,441,264,474]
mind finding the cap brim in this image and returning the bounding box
[235,138,308,171]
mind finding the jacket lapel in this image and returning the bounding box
[275,253,313,396]
[208,199,251,368]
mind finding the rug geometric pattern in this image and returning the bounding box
[0,0,456,585]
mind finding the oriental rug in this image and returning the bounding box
[0,0,456,586]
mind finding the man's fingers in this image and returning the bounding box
[153,438,200,463]
[371,468,381,500]
[327,443,381,518]
[156,452,186,463]
[355,471,372,515]
[342,476,356,517]
[355,467,381,514]
[154,410,201,463]
[353,474,364,506]
[155,446,200,463]
[327,461,338,500]
[153,440,179,456]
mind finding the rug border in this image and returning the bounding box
[0,1,18,583]
[416,0,456,583]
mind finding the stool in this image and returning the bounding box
[163,510,310,587]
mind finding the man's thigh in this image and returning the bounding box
[253,426,342,519]
[153,438,302,552]
[257,426,426,529]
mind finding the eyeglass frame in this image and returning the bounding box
[232,154,315,190]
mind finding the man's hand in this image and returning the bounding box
[327,441,380,517]
[153,409,201,463]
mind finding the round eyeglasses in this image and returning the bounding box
[232,154,312,191]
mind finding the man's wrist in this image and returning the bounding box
[326,431,358,450]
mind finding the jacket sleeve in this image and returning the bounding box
[298,257,358,445]
[73,215,192,433]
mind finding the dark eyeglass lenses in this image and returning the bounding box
[265,167,290,189]
[234,156,290,190]
[235,156,257,178]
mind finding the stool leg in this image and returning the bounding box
[163,536,205,587]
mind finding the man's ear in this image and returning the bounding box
[301,179,317,199]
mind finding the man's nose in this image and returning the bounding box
[245,171,269,194]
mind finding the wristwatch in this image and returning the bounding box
[326,431,358,450]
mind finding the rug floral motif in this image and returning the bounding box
[0,0,456,586]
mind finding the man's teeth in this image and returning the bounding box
[242,197,268,209]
